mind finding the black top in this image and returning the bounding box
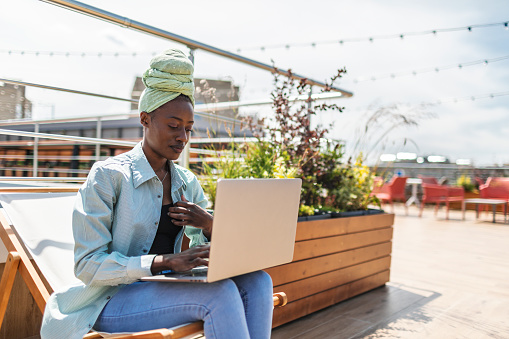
[149,203,182,254]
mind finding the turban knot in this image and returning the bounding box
[139,48,195,113]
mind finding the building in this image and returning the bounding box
[131,77,240,118]
[0,82,32,120]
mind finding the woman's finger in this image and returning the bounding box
[171,219,189,226]
[168,212,189,220]
[168,206,189,214]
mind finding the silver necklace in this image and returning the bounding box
[160,164,169,182]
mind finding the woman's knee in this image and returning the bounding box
[208,279,243,304]
[254,270,273,287]
[240,270,273,291]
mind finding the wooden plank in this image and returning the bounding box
[272,270,390,327]
[0,213,50,312]
[274,256,391,303]
[293,227,393,261]
[0,252,20,326]
[265,242,392,286]
[295,213,395,241]
[0,263,43,339]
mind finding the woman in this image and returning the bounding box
[41,49,274,339]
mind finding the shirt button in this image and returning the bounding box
[106,296,111,300]
[155,221,159,225]
[157,195,161,198]
[142,249,148,253]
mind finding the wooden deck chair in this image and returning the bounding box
[0,187,287,338]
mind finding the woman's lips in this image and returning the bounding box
[171,145,185,153]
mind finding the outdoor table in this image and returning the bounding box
[405,178,422,207]
[462,198,508,223]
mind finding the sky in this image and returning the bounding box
[0,0,508,166]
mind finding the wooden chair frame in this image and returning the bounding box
[0,187,286,339]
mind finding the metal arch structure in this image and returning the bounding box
[38,0,353,97]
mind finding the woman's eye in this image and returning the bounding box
[169,125,178,129]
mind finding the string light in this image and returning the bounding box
[351,55,509,83]
[0,50,156,57]
[235,21,508,53]
[4,20,505,57]
[343,91,509,112]
[433,91,509,105]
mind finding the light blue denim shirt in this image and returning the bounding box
[40,142,209,339]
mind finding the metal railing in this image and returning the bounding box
[0,128,256,178]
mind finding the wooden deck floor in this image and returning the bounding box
[271,205,509,339]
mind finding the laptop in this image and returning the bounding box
[141,178,302,283]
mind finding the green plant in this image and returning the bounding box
[242,141,277,178]
[299,204,315,216]
[456,175,476,193]
[200,138,299,208]
[327,154,377,211]
[200,137,245,208]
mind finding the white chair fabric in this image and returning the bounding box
[0,192,81,291]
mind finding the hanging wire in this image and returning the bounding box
[235,21,509,53]
[351,55,509,83]
[340,90,509,113]
[432,90,509,105]
[0,50,156,57]
[2,21,507,58]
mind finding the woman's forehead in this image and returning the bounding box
[153,99,194,123]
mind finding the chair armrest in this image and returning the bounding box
[446,186,464,197]
[273,292,287,307]
[480,186,509,199]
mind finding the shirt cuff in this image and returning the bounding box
[126,255,156,279]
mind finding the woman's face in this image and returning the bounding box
[141,96,194,162]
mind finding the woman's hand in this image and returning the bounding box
[168,195,213,238]
[150,244,210,274]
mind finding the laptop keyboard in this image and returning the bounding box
[180,270,208,277]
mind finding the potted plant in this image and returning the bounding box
[450,175,479,210]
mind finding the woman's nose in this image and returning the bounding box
[176,128,189,142]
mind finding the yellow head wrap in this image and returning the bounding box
[138,48,195,113]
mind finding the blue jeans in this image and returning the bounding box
[94,270,273,339]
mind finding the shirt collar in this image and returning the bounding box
[130,142,186,191]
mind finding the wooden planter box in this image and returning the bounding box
[449,191,479,210]
[265,212,394,328]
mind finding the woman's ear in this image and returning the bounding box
[140,111,150,127]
